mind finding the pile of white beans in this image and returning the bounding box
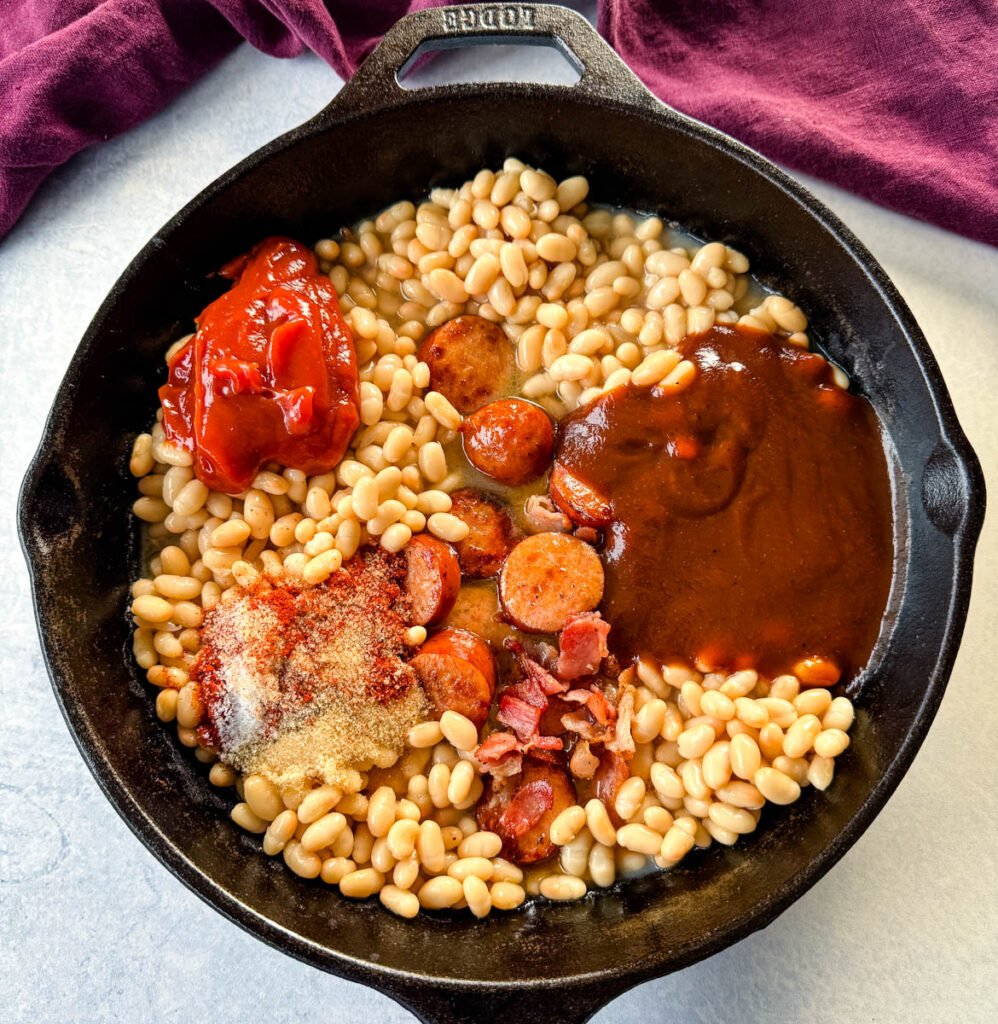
[317,158,832,423]
[217,661,855,917]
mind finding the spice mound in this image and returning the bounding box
[194,548,425,789]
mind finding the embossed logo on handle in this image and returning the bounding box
[441,5,537,32]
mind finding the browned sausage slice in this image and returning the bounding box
[549,462,612,528]
[405,534,461,626]
[476,759,576,864]
[460,398,555,485]
[498,533,604,634]
[449,488,520,579]
[410,627,497,727]
[417,315,515,414]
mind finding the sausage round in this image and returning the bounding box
[498,533,605,634]
[477,758,577,864]
[418,315,515,414]
[443,584,518,651]
[405,534,461,626]
[448,488,520,579]
[549,462,612,528]
[460,398,555,486]
[410,627,497,727]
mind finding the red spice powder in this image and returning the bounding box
[194,548,418,756]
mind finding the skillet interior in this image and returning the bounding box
[18,6,985,1022]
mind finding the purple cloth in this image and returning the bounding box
[1,0,996,245]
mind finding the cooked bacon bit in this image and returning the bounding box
[573,526,601,544]
[556,612,611,680]
[530,734,564,751]
[497,778,554,838]
[524,494,572,534]
[594,748,631,820]
[498,693,545,740]
[586,688,615,726]
[563,688,593,703]
[569,739,600,779]
[607,683,636,755]
[477,731,520,762]
[487,751,524,778]
[561,710,603,742]
[504,638,567,695]
[503,677,548,708]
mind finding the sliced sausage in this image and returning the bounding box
[443,583,518,651]
[410,627,497,728]
[477,758,576,864]
[405,534,461,626]
[498,533,605,634]
[549,462,612,528]
[460,398,555,485]
[448,488,519,579]
[417,315,514,414]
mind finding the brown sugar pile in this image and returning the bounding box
[193,548,425,788]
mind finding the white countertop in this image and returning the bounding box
[1,14,995,1023]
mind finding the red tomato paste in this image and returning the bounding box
[159,237,359,494]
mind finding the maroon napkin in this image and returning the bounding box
[1,0,996,245]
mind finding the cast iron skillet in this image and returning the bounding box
[18,5,986,1022]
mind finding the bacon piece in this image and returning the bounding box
[561,710,604,742]
[497,779,554,838]
[529,734,564,751]
[556,612,611,680]
[570,739,600,779]
[498,693,545,740]
[503,677,548,708]
[607,684,636,756]
[524,494,572,534]
[487,751,524,778]
[594,748,631,825]
[504,638,568,695]
[563,688,593,703]
[586,688,615,727]
[477,731,519,762]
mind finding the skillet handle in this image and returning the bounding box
[387,977,630,1024]
[319,2,657,119]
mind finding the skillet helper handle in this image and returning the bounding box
[322,2,657,118]
[391,977,630,1024]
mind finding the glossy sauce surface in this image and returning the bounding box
[160,237,359,494]
[555,325,894,679]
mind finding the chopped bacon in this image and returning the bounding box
[498,694,545,740]
[487,751,523,778]
[563,688,593,703]
[573,526,601,545]
[594,748,631,823]
[497,778,554,838]
[530,734,564,751]
[504,638,567,695]
[607,684,636,755]
[524,494,572,534]
[561,709,604,742]
[503,677,548,708]
[569,739,600,779]
[477,731,519,763]
[556,612,611,680]
[586,688,615,726]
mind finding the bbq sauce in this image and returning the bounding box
[555,325,893,680]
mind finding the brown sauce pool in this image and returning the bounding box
[555,325,894,680]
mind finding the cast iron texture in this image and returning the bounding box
[17,5,986,1023]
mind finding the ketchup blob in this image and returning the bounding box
[159,237,359,494]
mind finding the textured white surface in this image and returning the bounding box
[1,18,996,1024]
